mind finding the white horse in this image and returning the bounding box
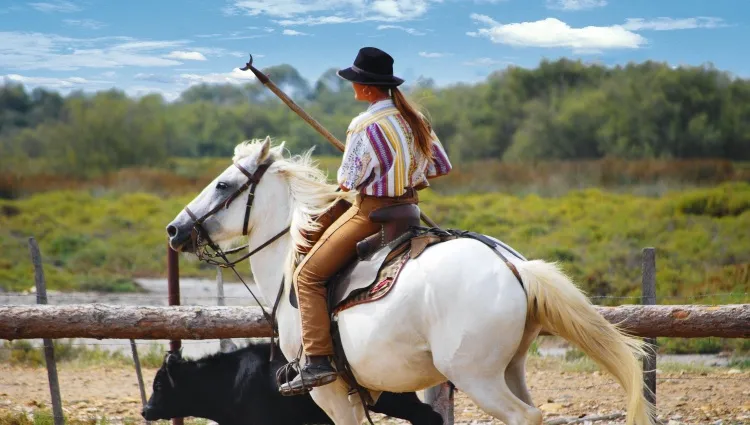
[166,137,655,425]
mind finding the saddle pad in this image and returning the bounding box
[332,249,411,315]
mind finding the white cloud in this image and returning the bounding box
[29,0,81,13]
[0,32,193,70]
[463,57,511,66]
[622,17,726,31]
[229,0,435,23]
[468,15,646,52]
[276,16,356,26]
[164,51,208,61]
[3,74,90,89]
[419,51,450,58]
[196,33,223,38]
[248,26,275,32]
[134,73,176,84]
[546,0,606,10]
[377,24,426,36]
[372,0,429,19]
[177,68,256,85]
[282,29,309,36]
[63,19,107,30]
[112,40,189,51]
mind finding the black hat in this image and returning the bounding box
[337,47,404,87]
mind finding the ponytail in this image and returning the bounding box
[386,86,434,163]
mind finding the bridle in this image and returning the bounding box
[182,158,290,359]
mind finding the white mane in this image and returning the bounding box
[232,138,356,283]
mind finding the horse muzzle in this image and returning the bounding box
[166,221,197,253]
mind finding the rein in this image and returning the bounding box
[182,158,290,359]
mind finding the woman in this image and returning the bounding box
[279,46,452,395]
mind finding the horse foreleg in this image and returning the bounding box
[309,378,365,425]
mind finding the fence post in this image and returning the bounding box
[28,237,64,425]
[130,340,150,425]
[641,247,657,412]
[216,267,237,353]
[424,382,454,425]
[167,243,183,425]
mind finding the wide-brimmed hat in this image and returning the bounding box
[337,47,404,87]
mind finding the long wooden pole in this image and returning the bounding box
[2,304,747,340]
[239,55,439,228]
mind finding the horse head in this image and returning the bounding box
[166,136,286,255]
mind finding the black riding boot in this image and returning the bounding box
[278,355,339,396]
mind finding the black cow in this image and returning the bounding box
[141,341,443,425]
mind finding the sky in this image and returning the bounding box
[0,0,747,101]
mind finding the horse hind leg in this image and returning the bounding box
[431,318,542,424]
[451,377,542,425]
[505,322,542,407]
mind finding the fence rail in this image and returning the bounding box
[1,303,748,340]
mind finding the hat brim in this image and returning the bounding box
[337,67,404,87]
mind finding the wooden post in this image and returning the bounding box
[130,340,150,425]
[216,267,237,353]
[166,243,183,425]
[424,382,454,425]
[28,237,64,425]
[641,247,657,411]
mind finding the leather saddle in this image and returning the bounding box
[289,199,423,311]
[328,202,422,311]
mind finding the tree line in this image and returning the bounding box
[1,59,749,177]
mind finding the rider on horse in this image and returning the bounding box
[279,46,453,395]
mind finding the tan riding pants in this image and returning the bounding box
[293,190,418,356]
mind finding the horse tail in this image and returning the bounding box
[517,259,655,425]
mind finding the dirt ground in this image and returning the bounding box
[1,357,748,425]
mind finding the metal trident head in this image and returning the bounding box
[239,53,254,71]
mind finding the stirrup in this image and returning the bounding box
[277,358,338,396]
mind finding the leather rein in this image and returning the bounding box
[182,159,290,359]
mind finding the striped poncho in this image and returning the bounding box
[337,98,452,197]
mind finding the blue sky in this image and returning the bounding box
[1,0,747,101]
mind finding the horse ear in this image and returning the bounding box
[259,136,271,161]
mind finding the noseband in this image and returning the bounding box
[184,160,273,260]
[181,159,290,359]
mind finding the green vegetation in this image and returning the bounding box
[2,59,750,181]
[0,340,166,369]
[1,181,748,304]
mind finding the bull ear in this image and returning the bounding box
[164,352,180,387]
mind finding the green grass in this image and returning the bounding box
[0,340,166,369]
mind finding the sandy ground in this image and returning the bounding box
[0,357,748,425]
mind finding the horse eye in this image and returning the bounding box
[216,182,229,190]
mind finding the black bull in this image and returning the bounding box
[142,341,444,425]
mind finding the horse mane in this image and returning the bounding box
[232,138,356,285]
